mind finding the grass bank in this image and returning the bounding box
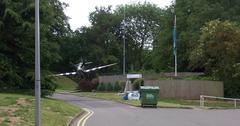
[53,76,78,91]
[0,93,81,126]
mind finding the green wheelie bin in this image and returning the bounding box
[140,86,159,107]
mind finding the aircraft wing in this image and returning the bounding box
[84,63,117,73]
[51,72,77,77]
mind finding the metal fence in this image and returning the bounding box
[200,95,240,108]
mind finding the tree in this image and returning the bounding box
[115,3,163,71]
[155,0,240,71]
[190,20,240,79]
[61,6,122,74]
[0,0,70,95]
[151,7,174,72]
[189,20,240,97]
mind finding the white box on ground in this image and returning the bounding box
[127,91,140,100]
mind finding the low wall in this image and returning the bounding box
[145,80,224,99]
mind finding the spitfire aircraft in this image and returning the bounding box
[52,61,117,79]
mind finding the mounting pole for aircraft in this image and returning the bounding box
[35,0,41,125]
[123,4,126,75]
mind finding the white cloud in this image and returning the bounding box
[60,0,172,30]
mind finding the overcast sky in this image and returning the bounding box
[60,0,173,30]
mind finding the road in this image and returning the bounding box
[52,93,240,126]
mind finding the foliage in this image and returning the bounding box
[77,80,98,92]
[65,6,122,74]
[60,3,164,75]
[224,79,240,98]
[113,82,122,92]
[151,7,174,72]
[105,83,113,91]
[96,82,122,92]
[151,0,240,72]
[189,20,240,97]
[115,3,163,71]
[2,0,240,97]
[189,20,240,79]
[97,83,105,91]
[0,0,69,95]
[132,78,144,90]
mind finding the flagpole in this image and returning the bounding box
[123,4,126,75]
[35,0,41,125]
[173,0,177,76]
[174,15,177,76]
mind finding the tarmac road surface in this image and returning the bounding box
[52,93,240,126]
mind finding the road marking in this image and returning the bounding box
[82,109,94,126]
[77,108,94,126]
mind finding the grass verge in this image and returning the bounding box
[72,92,240,109]
[71,92,196,108]
[0,93,81,126]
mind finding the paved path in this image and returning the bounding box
[52,93,240,126]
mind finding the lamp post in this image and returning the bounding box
[35,0,41,125]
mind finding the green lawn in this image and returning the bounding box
[73,92,239,109]
[53,76,78,91]
[0,93,81,126]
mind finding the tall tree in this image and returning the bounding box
[58,6,122,74]
[115,3,162,71]
[189,20,240,97]
[0,0,70,94]
[175,0,240,71]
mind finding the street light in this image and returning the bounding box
[35,0,41,125]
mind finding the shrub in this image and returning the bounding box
[132,78,144,90]
[113,82,122,92]
[97,83,105,91]
[224,79,240,98]
[77,80,94,92]
[117,81,126,92]
[105,83,113,91]
[91,78,99,90]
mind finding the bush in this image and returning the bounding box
[105,83,113,91]
[224,79,240,98]
[132,78,144,90]
[97,83,105,91]
[77,80,97,92]
[91,78,99,90]
[113,82,122,92]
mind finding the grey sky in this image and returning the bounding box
[60,0,173,30]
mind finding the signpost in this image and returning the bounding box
[35,0,41,125]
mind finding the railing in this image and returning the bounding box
[200,95,240,108]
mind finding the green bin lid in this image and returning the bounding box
[140,86,159,89]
